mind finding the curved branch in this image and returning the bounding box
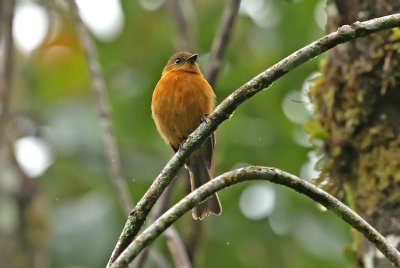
[69,2,191,267]
[134,180,191,268]
[108,13,400,264]
[112,166,400,268]
[206,0,241,87]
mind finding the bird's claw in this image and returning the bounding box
[201,114,210,123]
[179,139,187,150]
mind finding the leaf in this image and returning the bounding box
[303,120,329,140]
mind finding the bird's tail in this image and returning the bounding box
[188,164,222,220]
[187,136,221,220]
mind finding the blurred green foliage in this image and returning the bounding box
[5,0,353,267]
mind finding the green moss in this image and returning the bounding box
[307,28,400,215]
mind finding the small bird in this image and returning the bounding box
[151,51,222,220]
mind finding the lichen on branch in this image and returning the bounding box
[111,166,400,268]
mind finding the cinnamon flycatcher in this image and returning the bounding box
[151,51,222,220]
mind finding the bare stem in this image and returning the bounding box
[68,0,133,214]
[165,0,196,52]
[0,0,15,140]
[164,227,192,268]
[206,0,241,87]
[108,13,400,265]
[112,166,400,268]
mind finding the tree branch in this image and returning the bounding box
[206,0,241,87]
[165,0,196,52]
[0,0,15,141]
[187,0,241,261]
[111,166,400,268]
[68,0,133,214]
[107,13,400,264]
[134,180,192,268]
[69,2,189,267]
[164,227,192,268]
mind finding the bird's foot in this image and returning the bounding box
[179,139,187,150]
[200,114,210,123]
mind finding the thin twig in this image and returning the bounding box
[184,220,203,264]
[0,0,15,140]
[69,1,192,266]
[148,248,173,268]
[164,227,192,268]
[68,1,190,267]
[133,248,171,268]
[165,0,196,52]
[108,13,400,264]
[206,0,241,87]
[112,166,400,268]
[68,0,133,214]
[158,179,192,268]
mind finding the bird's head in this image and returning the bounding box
[162,51,201,75]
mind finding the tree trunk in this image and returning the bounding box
[309,1,400,267]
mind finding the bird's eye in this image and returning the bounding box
[174,58,181,64]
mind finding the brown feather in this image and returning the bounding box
[151,52,221,220]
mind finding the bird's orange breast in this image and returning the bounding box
[152,70,216,149]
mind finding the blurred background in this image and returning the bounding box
[0,0,354,267]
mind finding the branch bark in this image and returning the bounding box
[69,2,191,267]
[187,0,241,261]
[107,13,400,265]
[136,0,241,266]
[111,166,400,268]
[134,180,192,268]
[206,0,241,87]
[68,0,133,214]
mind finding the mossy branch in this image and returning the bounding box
[111,166,400,268]
[107,13,400,266]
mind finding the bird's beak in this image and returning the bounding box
[186,54,198,63]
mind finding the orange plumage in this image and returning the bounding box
[152,51,222,220]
